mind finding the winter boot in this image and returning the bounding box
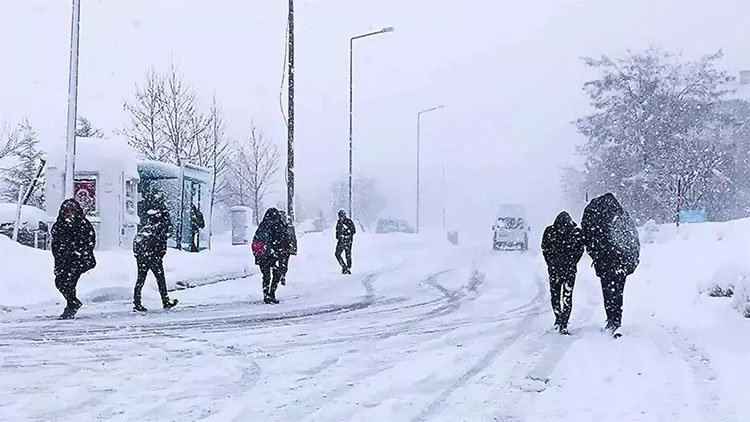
[58,307,76,320]
[267,290,280,304]
[559,325,570,335]
[133,303,148,313]
[162,299,179,310]
[610,325,622,339]
[341,266,348,275]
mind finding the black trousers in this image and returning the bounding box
[335,239,353,270]
[600,272,626,328]
[548,265,576,327]
[278,252,290,280]
[259,258,282,297]
[134,256,169,305]
[55,270,82,309]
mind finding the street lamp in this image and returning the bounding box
[348,26,394,217]
[416,104,444,233]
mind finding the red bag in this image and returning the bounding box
[252,240,267,257]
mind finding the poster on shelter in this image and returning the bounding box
[74,178,97,216]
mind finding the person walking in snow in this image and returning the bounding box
[190,204,205,252]
[252,208,286,304]
[542,211,585,335]
[335,210,356,274]
[581,193,640,338]
[132,190,178,312]
[51,199,97,320]
[277,210,298,286]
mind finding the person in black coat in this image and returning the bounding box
[252,208,286,304]
[51,198,96,320]
[133,191,177,312]
[335,210,356,274]
[581,193,640,336]
[190,204,205,252]
[542,211,585,335]
[277,210,298,286]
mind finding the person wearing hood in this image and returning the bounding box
[252,207,286,304]
[277,210,297,286]
[132,190,177,312]
[335,210,356,274]
[581,193,640,338]
[51,198,97,320]
[542,211,585,335]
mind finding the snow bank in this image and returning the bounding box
[0,229,458,310]
[0,235,254,309]
[633,218,750,321]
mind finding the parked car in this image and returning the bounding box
[492,204,530,251]
[376,218,416,234]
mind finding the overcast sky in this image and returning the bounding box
[2,0,750,233]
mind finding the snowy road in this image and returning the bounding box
[1,235,747,421]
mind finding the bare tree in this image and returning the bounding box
[75,116,104,138]
[330,174,386,230]
[123,69,168,161]
[205,96,230,232]
[159,63,206,165]
[225,123,281,224]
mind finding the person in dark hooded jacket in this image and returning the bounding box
[335,210,356,274]
[277,210,297,286]
[252,208,286,304]
[581,193,640,337]
[542,211,585,334]
[51,198,96,320]
[132,191,177,312]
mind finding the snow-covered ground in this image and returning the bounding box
[1,223,750,421]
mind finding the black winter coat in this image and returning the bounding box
[253,208,286,265]
[51,199,96,276]
[581,193,640,277]
[336,218,356,242]
[542,212,584,269]
[134,197,172,259]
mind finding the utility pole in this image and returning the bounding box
[64,0,82,199]
[286,0,295,222]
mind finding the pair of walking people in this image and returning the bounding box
[252,208,297,304]
[51,193,178,319]
[542,193,640,337]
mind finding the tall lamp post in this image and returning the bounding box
[348,26,394,217]
[416,105,444,233]
[64,0,82,199]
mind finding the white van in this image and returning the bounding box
[492,204,530,251]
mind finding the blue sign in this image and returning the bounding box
[679,209,707,224]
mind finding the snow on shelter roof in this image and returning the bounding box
[0,203,53,226]
[137,161,212,184]
[47,136,139,179]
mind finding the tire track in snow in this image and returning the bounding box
[411,271,547,422]
[279,267,488,421]
[661,326,722,420]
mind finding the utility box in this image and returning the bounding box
[231,206,253,245]
[447,231,459,245]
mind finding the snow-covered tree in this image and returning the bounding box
[1,120,44,207]
[568,48,738,222]
[75,116,104,138]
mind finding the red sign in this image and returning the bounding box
[74,178,97,216]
